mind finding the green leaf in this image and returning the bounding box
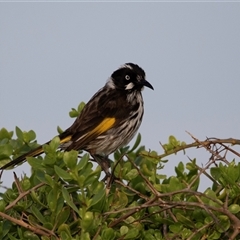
[0,144,13,158]
[57,125,64,134]
[169,223,183,233]
[177,161,184,172]
[89,183,106,208]
[47,189,57,212]
[0,199,6,212]
[1,220,12,237]
[101,228,116,240]
[169,177,183,191]
[128,133,141,152]
[23,131,30,143]
[186,159,197,171]
[77,101,85,114]
[141,150,159,164]
[120,226,128,236]
[15,126,23,140]
[59,231,72,240]
[28,130,36,141]
[142,232,157,240]
[0,128,13,140]
[27,156,43,169]
[175,162,185,178]
[58,224,72,239]
[61,186,79,215]
[30,190,47,208]
[229,204,240,214]
[8,235,19,240]
[82,211,94,231]
[208,230,221,239]
[55,207,70,228]
[77,153,89,171]
[125,169,138,180]
[80,232,91,240]
[49,136,60,150]
[21,177,31,191]
[112,191,128,209]
[69,108,79,118]
[125,228,139,239]
[169,135,179,147]
[63,150,78,169]
[54,165,73,181]
[55,196,65,215]
[44,174,55,188]
[31,206,47,224]
[226,164,240,184]
[176,213,195,228]
[216,215,230,233]
[84,165,101,185]
[204,188,217,199]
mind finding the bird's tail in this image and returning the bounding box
[0,134,72,170]
[0,144,45,170]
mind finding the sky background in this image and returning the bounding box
[1,2,240,190]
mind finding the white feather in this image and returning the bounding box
[121,64,133,70]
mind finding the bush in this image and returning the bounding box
[0,104,240,240]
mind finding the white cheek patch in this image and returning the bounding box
[125,82,135,90]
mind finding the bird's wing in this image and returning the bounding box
[61,89,130,151]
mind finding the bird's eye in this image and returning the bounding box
[125,75,130,80]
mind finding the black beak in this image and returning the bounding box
[142,79,154,90]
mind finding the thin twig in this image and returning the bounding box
[6,182,45,211]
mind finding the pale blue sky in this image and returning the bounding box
[1,2,240,189]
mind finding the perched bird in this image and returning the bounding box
[0,63,153,175]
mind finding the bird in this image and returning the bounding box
[0,63,153,176]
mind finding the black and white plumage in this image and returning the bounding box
[0,63,154,175]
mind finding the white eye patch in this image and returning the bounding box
[125,82,135,90]
[125,75,130,80]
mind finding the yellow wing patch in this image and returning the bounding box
[90,117,116,135]
[60,118,115,146]
[60,135,72,144]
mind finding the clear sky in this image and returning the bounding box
[1,2,240,189]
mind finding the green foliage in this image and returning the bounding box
[0,127,39,168]
[162,135,186,153]
[1,110,240,239]
[69,102,86,118]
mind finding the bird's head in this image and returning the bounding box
[107,63,154,92]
